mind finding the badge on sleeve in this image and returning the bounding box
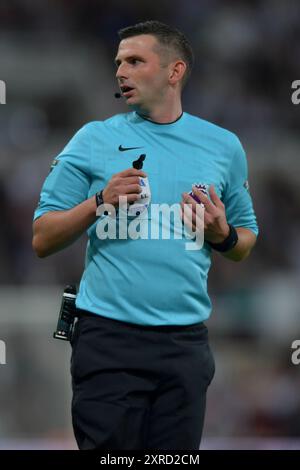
[49,158,59,173]
[243,180,250,191]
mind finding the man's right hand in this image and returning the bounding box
[32,168,147,258]
[102,168,147,206]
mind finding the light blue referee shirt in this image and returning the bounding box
[34,111,258,325]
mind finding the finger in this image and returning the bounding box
[180,201,196,227]
[181,192,198,209]
[209,185,223,208]
[181,200,194,218]
[181,194,206,229]
[118,168,147,178]
[180,203,194,231]
[181,203,205,236]
[187,200,206,230]
[182,192,206,212]
[120,183,142,194]
[121,176,143,185]
[126,193,141,203]
[192,188,214,212]
[181,199,199,224]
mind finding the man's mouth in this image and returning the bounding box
[120,86,135,97]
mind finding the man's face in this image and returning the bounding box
[115,34,170,110]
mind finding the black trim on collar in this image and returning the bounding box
[136,112,184,125]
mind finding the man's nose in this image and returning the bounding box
[116,63,128,79]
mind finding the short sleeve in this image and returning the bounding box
[33,124,92,221]
[223,138,259,236]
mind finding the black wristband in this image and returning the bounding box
[207,224,238,252]
[95,189,110,216]
[95,190,104,208]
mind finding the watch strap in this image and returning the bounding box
[207,224,238,252]
[95,190,104,208]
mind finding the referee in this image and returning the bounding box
[32,20,258,450]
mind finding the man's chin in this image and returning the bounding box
[126,99,140,110]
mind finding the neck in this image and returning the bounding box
[132,94,183,124]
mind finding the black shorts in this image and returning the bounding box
[70,311,215,450]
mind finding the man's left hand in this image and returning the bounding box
[180,185,230,244]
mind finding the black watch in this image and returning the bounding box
[207,224,238,252]
[95,189,110,216]
[95,189,104,208]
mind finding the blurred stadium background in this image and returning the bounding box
[0,0,300,450]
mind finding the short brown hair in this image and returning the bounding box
[118,20,194,88]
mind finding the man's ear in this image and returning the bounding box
[169,60,186,85]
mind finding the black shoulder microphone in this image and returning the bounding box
[114,92,121,98]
